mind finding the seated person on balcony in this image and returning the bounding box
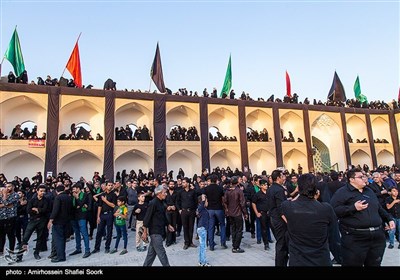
[125,125,133,140]
[134,126,142,140]
[260,129,269,142]
[11,124,23,139]
[288,131,295,142]
[8,71,16,83]
[297,137,303,142]
[96,133,103,140]
[0,129,7,139]
[30,125,38,139]
[76,126,91,140]
[22,127,31,139]
[347,133,353,143]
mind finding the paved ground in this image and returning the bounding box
[1,228,399,267]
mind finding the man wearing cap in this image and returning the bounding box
[142,185,174,266]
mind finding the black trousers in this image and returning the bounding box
[180,209,195,246]
[270,216,289,267]
[0,217,17,252]
[340,227,386,266]
[229,215,243,249]
[23,217,47,254]
[166,210,177,245]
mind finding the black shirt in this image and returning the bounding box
[282,196,336,266]
[267,183,287,219]
[133,202,148,221]
[165,190,178,207]
[204,183,224,210]
[143,197,168,236]
[177,188,197,211]
[50,192,73,225]
[252,190,269,212]
[27,195,49,220]
[385,196,400,219]
[331,183,393,229]
[99,191,117,214]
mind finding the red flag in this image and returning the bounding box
[66,41,82,88]
[286,70,291,97]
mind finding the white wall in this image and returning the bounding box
[283,149,307,173]
[0,151,44,179]
[351,150,372,167]
[115,152,151,176]
[249,149,276,175]
[58,152,102,182]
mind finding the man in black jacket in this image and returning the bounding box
[47,184,73,262]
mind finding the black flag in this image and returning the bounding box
[150,42,166,93]
[327,71,346,102]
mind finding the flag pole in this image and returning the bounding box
[149,78,152,93]
[0,57,5,77]
[61,32,82,78]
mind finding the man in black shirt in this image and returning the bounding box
[92,181,117,254]
[142,186,174,266]
[282,174,336,266]
[177,178,197,249]
[21,185,49,261]
[331,168,395,266]
[252,179,271,251]
[267,169,289,266]
[204,174,227,251]
[47,184,73,262]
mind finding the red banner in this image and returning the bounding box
[28,139,45,148]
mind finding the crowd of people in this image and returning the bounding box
[115,125,151,141]
[0,162,399,266]
[2,124,46,140]
[168,126,199,141]
[5,70,400,112]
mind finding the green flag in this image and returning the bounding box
[354,75,368,103]
[220,55,232,98]
[4,28,25,77]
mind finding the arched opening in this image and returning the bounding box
[210,149,241,171]
[377,150,394,167]
[115,150,152,177]
[346,115,367,143]
[166,105,197,131]
[209,126,219,140]
[351,149,371,167]
[312,136,331,172]
[371,117,391,144]
[0,96,46,138]
[59,99,103,140]
[115,102,151,135]
[58,150,102,181]
[249,149,276,175]
[21,121,36,132]
[208,107,238,139]
[283,148,307,174]
[167,149,201,179]
[280,111,304,141]
[311,113,345,170]
[246,109,273,141]
[0,150,44,179]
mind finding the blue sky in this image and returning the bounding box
[1,0,399,103]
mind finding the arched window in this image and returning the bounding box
[21,121,36,132]
[209,126,219,139]
[75,122,91,135]
[128,124,138,135]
